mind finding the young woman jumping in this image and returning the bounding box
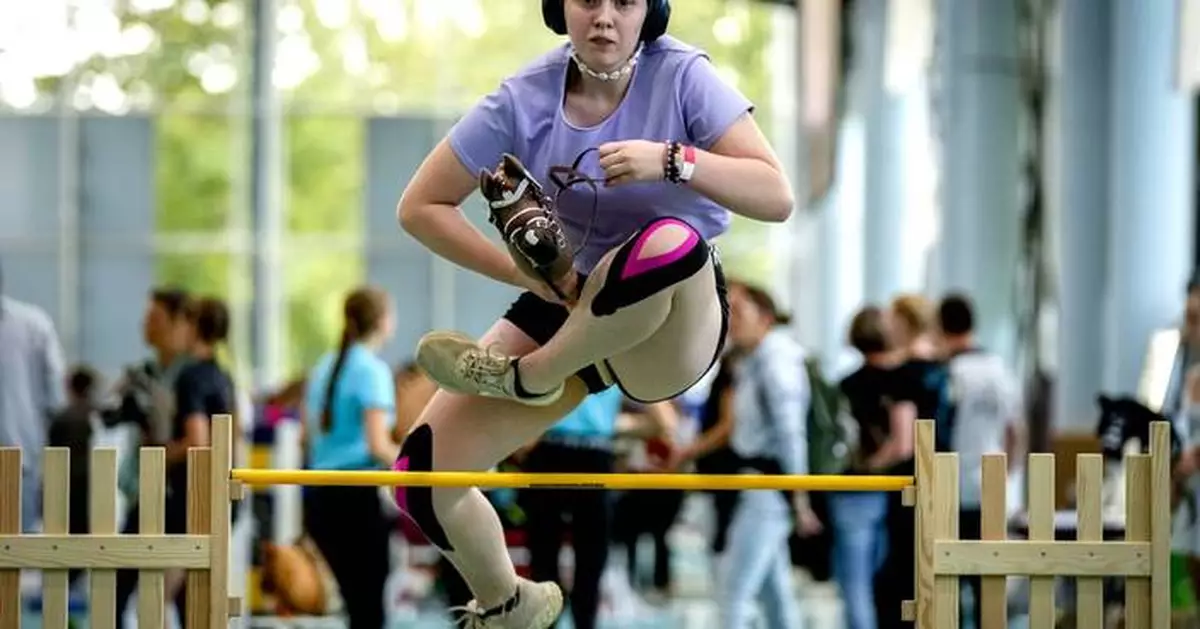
[395,1,793,626]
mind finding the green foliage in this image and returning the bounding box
[283,249,363,373]
[156,114,236,232]
[61,0,786,385]
[285,116,363,233]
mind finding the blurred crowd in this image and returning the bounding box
[23,259,1200,629]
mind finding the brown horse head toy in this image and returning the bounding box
[479,154,576,300]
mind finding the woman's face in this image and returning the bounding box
[728,285,770,350]
[563,0,647,72]
[379,302,396,343]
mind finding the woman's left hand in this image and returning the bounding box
[598,140,667,187]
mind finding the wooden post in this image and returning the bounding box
[1027,453,1055,629]
[185,449,212,629]
[1149,423,1170,629]
[0,448,22,629]
[914,420,935,626]
[1074,453,1104,627]
[1126,454,1151,629]
[933,453,959,629]
[89,449,119,629]
[41,448,71,629]
[978,454,1008,629]
[137,448,167,629]
[209,415,233,628]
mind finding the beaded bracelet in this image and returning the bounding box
[664,140,683,184]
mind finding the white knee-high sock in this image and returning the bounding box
[430,487,520,608]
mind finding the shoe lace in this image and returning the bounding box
[449,603,486,629]
[459,343,511,384]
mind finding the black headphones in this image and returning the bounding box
[542,0,671,43]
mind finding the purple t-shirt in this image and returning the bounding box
[448,35,754,273]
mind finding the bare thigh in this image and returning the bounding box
[603,253,724,402]
[414,318,589,471]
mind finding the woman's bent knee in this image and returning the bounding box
[591,218,710,317]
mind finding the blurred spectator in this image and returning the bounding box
[1164,276,1200,419]
[666,350,743,560]
[303,286,397,629]
[1164,277,1200,606]
[0,259,67,532]
[829,305,902,629]
[876,294,949,629]
[115,296,237,626]
[938,293,1024,626]
[48,364,103,585]
[105,287,196,505]
[610,400,684,601]
[518,387,624,629]
[720,282,817,629]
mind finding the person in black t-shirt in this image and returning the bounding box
[664,350,744,555]
[114,297,236,627]
[165,298,235,496]
[886,295,951,444]
[874,294,950,629]
[829,306,907,629]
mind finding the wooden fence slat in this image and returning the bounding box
[89,448,119,629]
[915,420,935,627]
[1125,454,1151,629]
[209,415,233,627]
[1027,453,1055,629]
[1075,454,1104,628]
[0,449,21,629]
[137,448,167,629]
[1149,423,1170,629]
[933,453,959,629]
[41,448,71,629]
[979,454,1008,629]
[185,449,212,629]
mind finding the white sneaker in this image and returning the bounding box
[452,578,564,629]
[416,331,564,406]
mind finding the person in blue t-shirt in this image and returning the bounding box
[302,286,398,629]
[517,386,624,629]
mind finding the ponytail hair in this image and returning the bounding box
[320,286,390,433]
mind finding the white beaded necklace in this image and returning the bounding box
[569,43,643,82]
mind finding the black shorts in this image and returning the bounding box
[502,275,611,394]
[502,255,730,397]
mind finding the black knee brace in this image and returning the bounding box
[393,424,455,551]
[591,217,711,317]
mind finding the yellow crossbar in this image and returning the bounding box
[230,469,913,491]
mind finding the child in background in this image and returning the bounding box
[48,365,103,586]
